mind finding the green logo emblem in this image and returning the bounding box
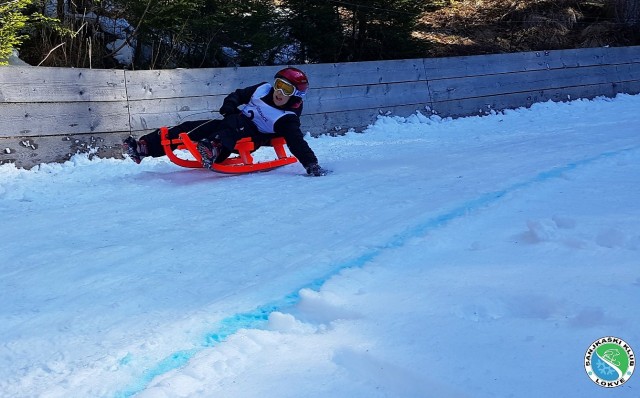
[585,336,635,388]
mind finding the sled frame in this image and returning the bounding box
[159,127,298,174]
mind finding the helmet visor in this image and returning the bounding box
[274,78,305,97]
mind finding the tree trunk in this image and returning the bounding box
[615,0,640,27]
[56,0,65,19]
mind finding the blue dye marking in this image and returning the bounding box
[118,353,132,366]
[115,349,198,398]
[115,145,639,397]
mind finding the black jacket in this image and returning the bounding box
[220,83,318,168]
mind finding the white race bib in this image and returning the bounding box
[241,84,295,134]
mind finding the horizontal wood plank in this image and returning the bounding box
[0,66,126,102]
[301,59,427,87]
[0,132,128,168]
[602,46,640,64]
[430,81,640,117]
[423,46,640,80]
[429,63,640,101]
[125,67,267,100]
[127,96,223,131]
[298,81,430,114]
[301,104,427,135]
[0,101,130,136]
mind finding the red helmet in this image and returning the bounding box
[274,67,309,96]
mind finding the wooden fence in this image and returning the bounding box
[1,45,639,168]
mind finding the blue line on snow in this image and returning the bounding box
[115,146,639,397]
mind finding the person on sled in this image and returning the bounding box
[122,67,329,176]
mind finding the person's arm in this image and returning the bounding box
[275,116,329,176]
[218,83,264,116]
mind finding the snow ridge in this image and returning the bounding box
[114,144,640,398]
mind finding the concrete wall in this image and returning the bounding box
[1,46,639,168]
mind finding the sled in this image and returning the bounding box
[159,126,298,174]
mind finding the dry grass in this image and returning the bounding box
[416,0,638,57]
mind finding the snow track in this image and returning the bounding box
[1,95,639,397]
[115,142,640,397]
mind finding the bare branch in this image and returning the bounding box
[37,42,65,66]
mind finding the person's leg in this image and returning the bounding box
[186,119,225,141]
[201,131,271,167]
[123,120,217,161]
[196,114,255,167]
[196,127,234,167]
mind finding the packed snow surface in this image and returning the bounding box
[1,94,639,397]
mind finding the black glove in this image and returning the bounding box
[305,163,330,176]
[219,103,239,117]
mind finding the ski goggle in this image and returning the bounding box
[274,78,306,97]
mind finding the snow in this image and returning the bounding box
[1,94,639,397]
[106,38,135,66]
[8,49,29,66]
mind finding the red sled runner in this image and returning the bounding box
[160,126,298,174]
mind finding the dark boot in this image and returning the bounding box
[196,139,220,170]
[122,136,148,164]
